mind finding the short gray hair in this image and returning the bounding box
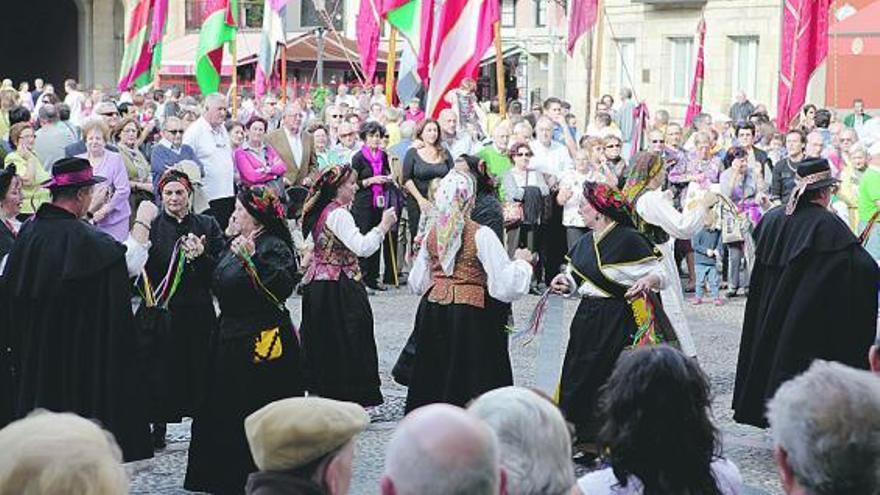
[0,410,128,494]
[468,387,574,495]
[385,406,499,495]
[767,360,880,495]
[204,92,227,110]
[399,120,416,139]
[38,103,59,123]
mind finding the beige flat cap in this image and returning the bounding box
[245,397,369,471]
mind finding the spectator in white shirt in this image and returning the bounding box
[182,93,235,230]
[530,117,573,178]
[438,109,479,158]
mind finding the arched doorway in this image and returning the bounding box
[0,1,80,89]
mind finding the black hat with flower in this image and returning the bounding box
[237,185,293,248]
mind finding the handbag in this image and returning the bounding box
[235,251,289,364]
[719,196,748,244]
[503,202,523,229]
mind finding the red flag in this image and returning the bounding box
[777,0,831,131]
[567,0,598,55]
[357,0,382,82]
[425,0,499,117]
[684,17,706,128]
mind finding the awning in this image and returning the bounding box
[479,43,530,67]
[160,30,393,77]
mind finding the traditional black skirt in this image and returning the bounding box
[135,301,217,423]
[185,315,304,495]
[558,296,637,441]
[300,275,383,407]
[405,295,512,413]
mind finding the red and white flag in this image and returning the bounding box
[567,0,598,55]
[357,0,382,82]
[777,0,831,131]
[424,0,499,117]
[684,17,706,128]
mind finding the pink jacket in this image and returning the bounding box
[233,144,287,186]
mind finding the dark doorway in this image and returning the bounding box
[0,1,79,89]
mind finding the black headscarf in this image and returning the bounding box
[237,186,293,248]
[0,165,17,200]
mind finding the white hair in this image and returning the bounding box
[0,411,128,495]
[385,409,499,495]
[204,92,227,110]
[767,360,880,495]
[399,120,416,140]
[467,387,574,495]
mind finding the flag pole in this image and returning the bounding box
[386,27,398,106]
[231,33,239,119]
[280,43,288,104]
[493,21,506,118]
[591,0,605,101]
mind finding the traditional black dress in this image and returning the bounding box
[0,218,17,428]
[405,220,532,413]
[138,211,224,422]
[1,203,152,461]
[300,201,384,406]
[558,222,671,440]
[733,204,879,428]
[185,233,304,494]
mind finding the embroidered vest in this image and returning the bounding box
[303,202,362,283]
[426,221,487,308]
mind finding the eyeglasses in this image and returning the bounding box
[516,152,533,157]
[605,144,621,149]
[167,129,184,135]
[651,139,664,144]
[331,114,342,118]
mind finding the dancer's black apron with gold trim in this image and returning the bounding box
[558,223,673,440]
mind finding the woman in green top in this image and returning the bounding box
[114,117,155,219]
[312,124,343,171]
[4,122,49,219]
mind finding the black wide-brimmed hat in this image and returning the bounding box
[785,157,838,215]
[42,157,106,190]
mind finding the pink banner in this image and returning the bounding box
[776,0,830,131]
[357,0,381,82]
[567,0,598,55]
[684,18,706,128]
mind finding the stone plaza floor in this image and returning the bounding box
[128,288,781,494]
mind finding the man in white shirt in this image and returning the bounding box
[530,117,573,178]
[62,79,85,127]
[265,101,316,186]
[438,109,478,158]
[182,93,236,229]
[335,84,358,109]
[331,122,361,165]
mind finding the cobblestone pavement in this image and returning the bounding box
[129,289,781,494]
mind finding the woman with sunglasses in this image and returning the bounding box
[603,135,629,187]
[505,142,549,258]
[149,117,201,194]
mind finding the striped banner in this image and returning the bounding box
[255,0,289,99]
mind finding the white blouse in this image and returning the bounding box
[325,208,385,257]
[409,225,533,303]
[561,224,668,298]
[577,459,743,495]
[635,189,704,240]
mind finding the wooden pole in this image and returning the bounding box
[493,21,506,117]
[280,43,288,104]
[231,33,239,119]
[591,0,605,102]
[386,27,398,107]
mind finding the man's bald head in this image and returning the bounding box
[381,404,501,495]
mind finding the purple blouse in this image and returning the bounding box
[79,151,131,242]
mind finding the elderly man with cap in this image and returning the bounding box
[733,157,879,429]
[0,157,156,460]
[62,100,121,157]
[244,397,369,495]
